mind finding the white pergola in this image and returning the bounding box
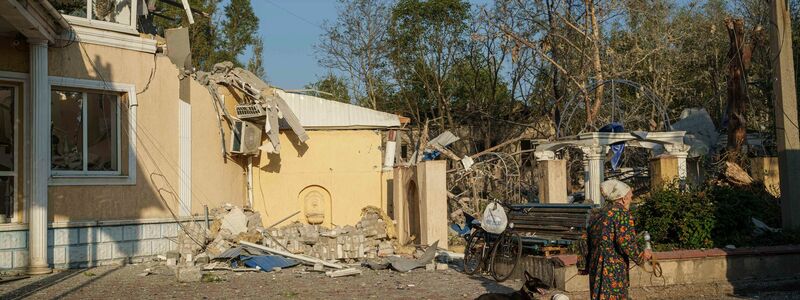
[534,131,690,205]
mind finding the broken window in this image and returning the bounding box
[0,86,15,223]
[51,0,134,27]
[51,89,120,175]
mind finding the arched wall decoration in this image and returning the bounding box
[299,185,332,227]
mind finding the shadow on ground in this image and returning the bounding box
[0,266,124,300]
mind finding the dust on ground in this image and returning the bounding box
[0,264,798,300]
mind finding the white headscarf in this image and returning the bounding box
[600,179,631,201]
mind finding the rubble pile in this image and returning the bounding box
[171,205,401,267]
[263,206,396,261]
[157,204,447,282]
[203,205,265,257]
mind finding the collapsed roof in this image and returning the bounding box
[195,62,401,156]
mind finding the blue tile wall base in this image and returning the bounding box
[0,221,183,270]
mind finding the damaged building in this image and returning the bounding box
[0,0,436,273]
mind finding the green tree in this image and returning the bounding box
[218,0,260,65]
[148,0,261,71]
[317,0,392,110]
[305,74,352,104]
[248,36,266,79]
[389,0,470,129]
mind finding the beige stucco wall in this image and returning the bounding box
[0,37,245,222]
[253,130,387,227]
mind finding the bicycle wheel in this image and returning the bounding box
[463,230,485,275]
[490,231,523,282]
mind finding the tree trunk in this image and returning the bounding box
[586,0,604,126]
[724,18,750,160]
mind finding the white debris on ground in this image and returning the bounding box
[160,204,443,282]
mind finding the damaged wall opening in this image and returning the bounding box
[405,181,421,242]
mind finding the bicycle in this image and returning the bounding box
[460,202,524,282]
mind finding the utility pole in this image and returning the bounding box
[769,0,800,229]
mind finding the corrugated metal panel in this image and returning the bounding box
[276,90,401,129]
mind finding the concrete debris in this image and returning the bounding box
[326,268,362,278]
[166,251,181,260]
[386,241,439,272]
[175,266,203,283]
[262,208,397,261]
[221,207,248,235]
[195,253,210,265]
[166,204,420,281]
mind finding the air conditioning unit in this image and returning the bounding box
[230,120,263,155]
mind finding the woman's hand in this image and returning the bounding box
[642,249,653,261]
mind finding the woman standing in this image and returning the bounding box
[585,180,652,300]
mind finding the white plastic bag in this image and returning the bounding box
[482,202,508,234]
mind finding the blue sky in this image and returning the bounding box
[246,0,492,89]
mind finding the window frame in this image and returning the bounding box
[60,0,139,35]
[50,88,122,176]
[0,83,20,223]
[48,77,137,186]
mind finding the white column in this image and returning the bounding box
[665,144,690,182]
[28,39,51,275]
[178,99,191,216]
[581,145,605,206]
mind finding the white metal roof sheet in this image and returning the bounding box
[276,90,401,129]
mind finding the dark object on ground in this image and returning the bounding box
[475,271,550,300]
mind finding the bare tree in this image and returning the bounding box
[316,0,392,109]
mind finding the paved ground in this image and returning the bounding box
[1,263,799,299]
